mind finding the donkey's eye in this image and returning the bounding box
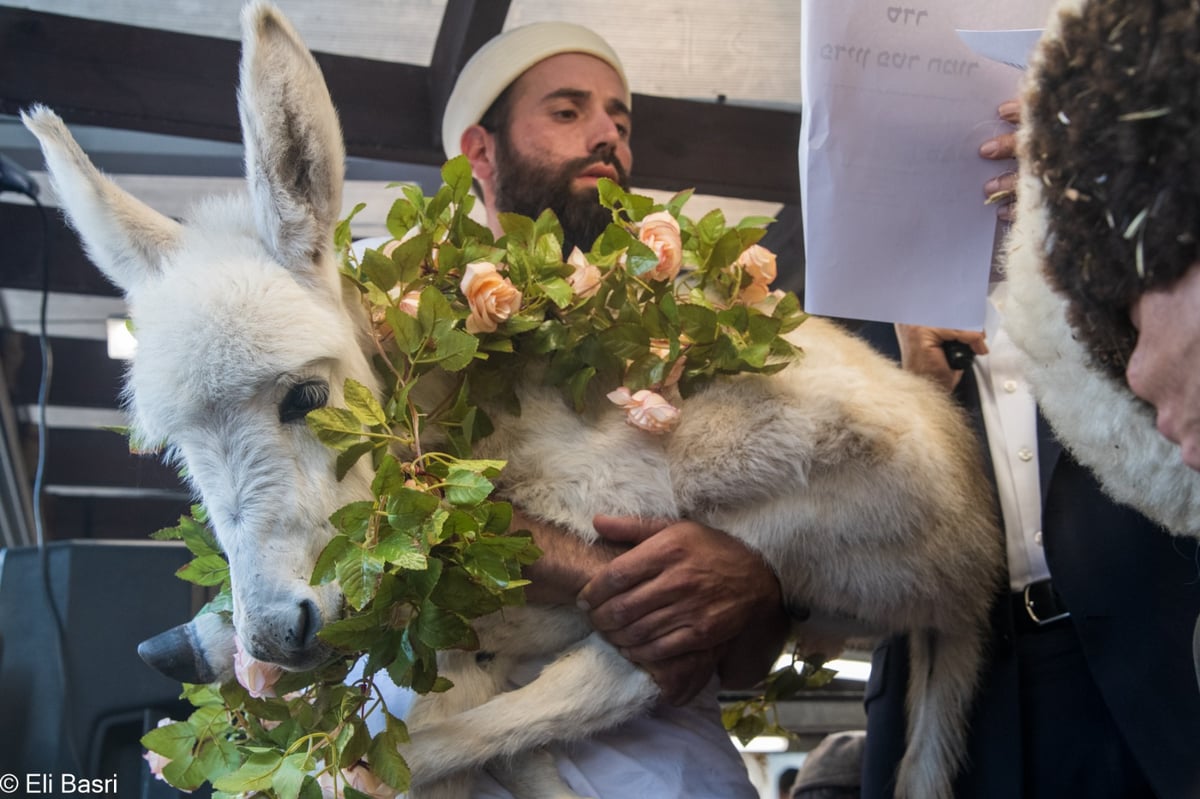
[280,380,329,423]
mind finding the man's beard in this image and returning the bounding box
[492,135,630,255]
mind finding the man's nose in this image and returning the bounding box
[585,112,621,153]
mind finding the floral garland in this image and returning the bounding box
[142,157,812,798]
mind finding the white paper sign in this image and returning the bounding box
[955,28,1045,71]
[800,2,1052,329]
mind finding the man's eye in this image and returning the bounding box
[280,380,329,423]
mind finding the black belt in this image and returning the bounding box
[1011,579,1070,633]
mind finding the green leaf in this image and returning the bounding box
[390,232,434,286]
[678,304,719,344]
[331,501,376,541]
[695,208,728,244]
[412,599,474,650]
[337,546,385,610]
[344,378,388,428]
[386,305,424,355]
[175,554,229,587]
[360,246,399,291]
[272,753,311,799]
[450,458,505,476]
[773,292,806,333]
[311,534,352,586]
[375,530,429,571]
[367,716,412,793]
[385,488,441,531]
[141,720,195,761]
[433,327,480,372]
[306,407,365,450]
[567,365,597,413]
[417,285,458,339]
[336,440,376,481]
[445,467,494,506]
[705,228,748,271]
[212,750,282,793]
[598,323,650,360]
[335,203,367,252]
[386,196,420,239]
[318,610,385,649]
[737,214,777,229]
[498,212,536,244]
[337,717,372,769]
[371,455,406,498]
[540,276,575,309]
[442,155,473,204]
[624,238,661,277]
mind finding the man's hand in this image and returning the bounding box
[1127,263,1200,470]
[981,99,1021,222]
[577,517,787,705]
[895,324,988,392]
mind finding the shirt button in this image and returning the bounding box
[1003,379,1019,393]
[1018,447,1034,462]
[1034,531,1044,546]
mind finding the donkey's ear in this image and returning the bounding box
[238,1,344,284]
[20,106,181,296]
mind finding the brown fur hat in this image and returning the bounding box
[1023,0,1200,378]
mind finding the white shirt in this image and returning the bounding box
[357,658,757,798]
[973,283,1052,591]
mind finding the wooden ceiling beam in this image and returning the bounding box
[5,333,123,410]
[0,202,119,297]
[428,0,512,153]
[18,424,184,492]
[0,7,801,204]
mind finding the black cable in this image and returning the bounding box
[3,160,84,772]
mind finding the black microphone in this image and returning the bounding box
[942,340,975,371]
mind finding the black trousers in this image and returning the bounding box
[862,618,1155,799]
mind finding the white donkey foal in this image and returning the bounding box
[24,4,1002,798]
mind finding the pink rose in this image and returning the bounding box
[144,718,191,792]
[396,289,421,317]
[566,247,602,298]
[638,211,683,282]
[460,262,523,334]
[319,763,394,799]
[606,387,681,434]
[734,244,778,306]
[233,637,283,699]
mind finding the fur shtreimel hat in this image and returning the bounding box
[441,22,631,159]
[1004,0,1200,534]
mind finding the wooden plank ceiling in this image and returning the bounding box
[0,1,803,543]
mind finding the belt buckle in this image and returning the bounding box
[1023,580,1070,626]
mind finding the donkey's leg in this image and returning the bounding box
[895,627,984,799]
[487,749,591,799]
[402,632,658,788]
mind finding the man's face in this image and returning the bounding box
[491,53,633,252]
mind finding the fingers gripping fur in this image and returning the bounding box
[19,106,181,294]
[401,633,659,788]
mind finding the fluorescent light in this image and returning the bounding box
[731,734,790,753]
[771,655,872,683]
[106,316,137,359]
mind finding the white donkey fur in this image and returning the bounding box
[24,4,1002,798]
[1002,0,1200,536]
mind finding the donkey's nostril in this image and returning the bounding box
[295,598,322,649]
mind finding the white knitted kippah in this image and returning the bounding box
[441,21,631,159]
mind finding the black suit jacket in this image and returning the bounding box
[856,323,1200,798]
